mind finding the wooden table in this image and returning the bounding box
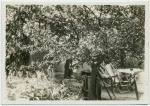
[117,69,142,100]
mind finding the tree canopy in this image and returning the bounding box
[6,5,145,68]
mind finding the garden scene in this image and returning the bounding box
[5,5,145,101]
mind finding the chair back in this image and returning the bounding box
[105,64,120,83]
[105,64,115,76]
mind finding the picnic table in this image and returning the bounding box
[117,69,142,100]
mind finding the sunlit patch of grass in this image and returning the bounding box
[6,71,84,101]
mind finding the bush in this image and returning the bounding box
[125,57,139,68]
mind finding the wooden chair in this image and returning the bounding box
[97,67,116,100]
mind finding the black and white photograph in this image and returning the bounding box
[1,1,149,104]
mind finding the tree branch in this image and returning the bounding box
[83,5,106,35]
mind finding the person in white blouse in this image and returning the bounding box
[136,60,145,100]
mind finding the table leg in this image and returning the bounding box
[99,85,102,100]
[134,79,138,100]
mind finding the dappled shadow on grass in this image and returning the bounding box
[6,75,143,101]
[100,88,144,100]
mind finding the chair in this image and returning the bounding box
[97,66,116,100]
[103,63,132,94]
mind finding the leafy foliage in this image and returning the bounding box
[6,5,145,71]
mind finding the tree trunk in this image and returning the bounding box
[39,19,41,35]
[120,49,126,68]
[45,21,47,30]
[88,64,101,100]
[64,59,72,78]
